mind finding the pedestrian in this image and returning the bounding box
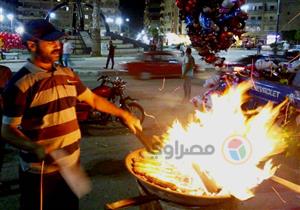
[105,40,115,69]
[1,19,143,210]
[180,44,185,57]
[0,65,12,187]
[256,42,262,55]
[150,40,156,51]
[62,37,74,67]
[182,47,195,102]
[157,38,163,51]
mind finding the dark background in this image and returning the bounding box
[119,0,146,35]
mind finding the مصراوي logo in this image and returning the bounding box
[222,136,252,164]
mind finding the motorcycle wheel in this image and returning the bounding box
[123,102,145,124]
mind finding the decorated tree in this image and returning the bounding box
[0,32,25,51]
[175,0,248,65]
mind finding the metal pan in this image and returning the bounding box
[125,148,232,206]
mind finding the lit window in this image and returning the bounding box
[85,15,89,19]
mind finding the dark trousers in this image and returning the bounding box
[19,169,79,210]
[183,77,192,100]
[62,54,71,67]
[105,54,114,69]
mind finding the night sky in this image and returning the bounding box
[119,0,145,34]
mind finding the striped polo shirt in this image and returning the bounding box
[2,61,88,174]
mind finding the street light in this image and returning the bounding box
[115,17,123,25]
[106,17,114,23]
[50,12,56,19]
[15,25,24,34]
[7,14,14,33]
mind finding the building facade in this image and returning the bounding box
[160,0,179,34]
[245,0,300,42]
[144,0,162,31]
[17,0,121,33]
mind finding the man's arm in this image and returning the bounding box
[1,124,46,160]
[78,89,142,133]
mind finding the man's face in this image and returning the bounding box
[29,40,61,63]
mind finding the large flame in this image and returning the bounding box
[153,82,287,200]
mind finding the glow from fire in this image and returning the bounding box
[154,82,287,200]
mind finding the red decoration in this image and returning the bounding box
[0,32,25,51]
[176,0,248,65]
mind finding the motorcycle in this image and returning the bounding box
[76,75,145,125]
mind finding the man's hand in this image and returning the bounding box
[121,111,142,134]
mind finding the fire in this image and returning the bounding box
[147,82,287,200]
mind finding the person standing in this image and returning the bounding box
[105,40,115,69]
[256,42,262,55]
[62,37,74,67]
[1,19,143,210]
[182,47,195,102]
[180,44,185,57]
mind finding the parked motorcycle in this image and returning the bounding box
[76,75,145,125]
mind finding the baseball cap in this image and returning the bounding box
[22,19,65,43]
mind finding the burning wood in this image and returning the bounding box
[192,163,220,194]
[131,154,213,195]
[271,175,300,194]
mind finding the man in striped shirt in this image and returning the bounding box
[1,19,142,210]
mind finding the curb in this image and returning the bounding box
[74,69,216,77]
[75,69,128,76]
[0,60,27,64]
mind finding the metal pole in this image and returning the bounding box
[274,0,281,55]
